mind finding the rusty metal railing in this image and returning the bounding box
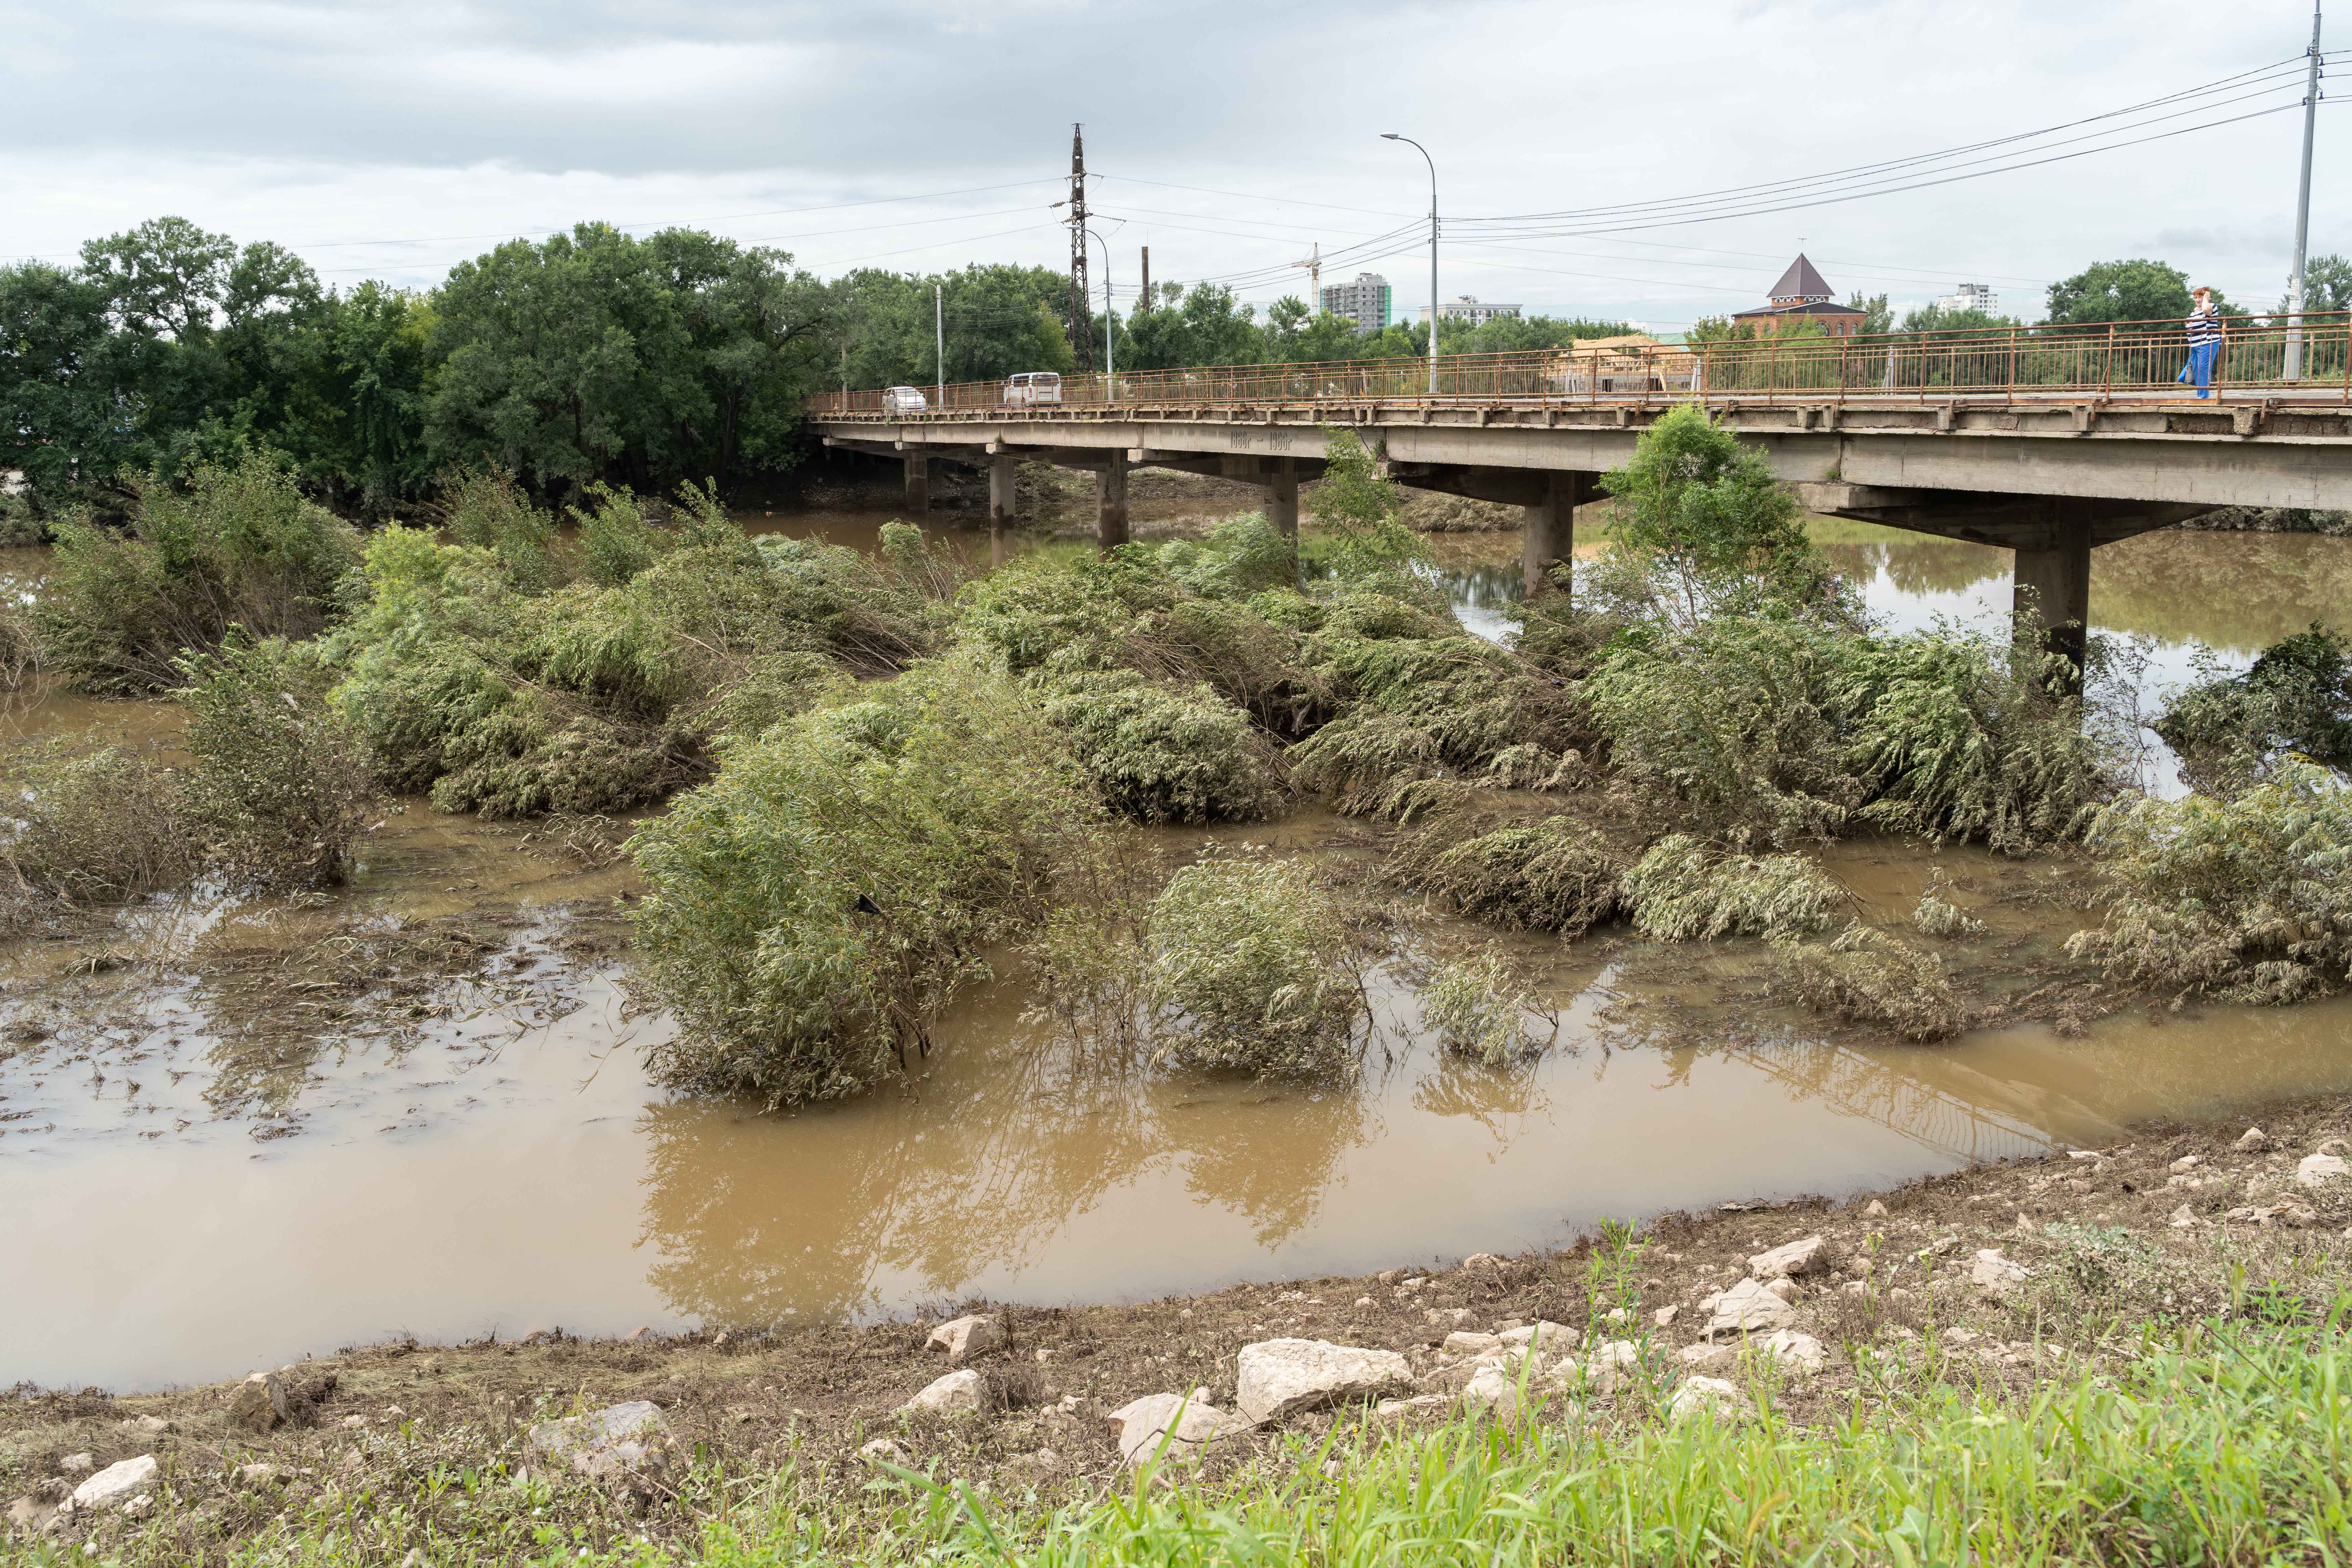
[805,310,2352,417]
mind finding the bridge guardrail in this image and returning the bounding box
[805,311,2352,416]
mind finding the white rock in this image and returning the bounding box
[1764,1277,1800,1303]
[1442,1331,1502,1358]
[340,1415,370,1430]
[1748,1236,1827,1278]
[1969,1248,2028,1298]
[1460,1362,1534,1419]
[1677,1342,1737,1372]
[2169,1155,2202,1174]
[59,1454,93,1475]
[1863,1199,1888,1218]
[1584,1339,1645,1396]
[1495,1321,1580,1354]
[858,1438,912,1467]
[1373,1393,1452,1420]
[926,1314,1007,1364]
[1235,1339,1413,1425]
[526,1401,674,1482]
[229,1371,289,1432]
[900,1370,985,1417]
[2297,1154,2349,1190]
[1653,1304,1680,1328]
[118,1415,167,1435]
[1106,1390,1245,1468]
[1668,1377,1752,1423]
[1839,1279,1869,1298]
[237,1463,280,1485]
[1703,1278,1797,1339]
[2168,1204,2202,1228]
[7,1498,58,1535]
[2236,1127,2269,1152]
[1459,1253,1506,1274]
[1759,1330,1827,1374]
[70,1455,158,1513]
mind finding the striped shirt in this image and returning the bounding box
[2185,303,2223,346]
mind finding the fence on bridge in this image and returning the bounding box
[807,309,2352,416]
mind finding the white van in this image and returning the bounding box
[881,385,928,414]
[1001,371,1063,406]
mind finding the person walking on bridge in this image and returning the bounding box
[2179,285,2223,398]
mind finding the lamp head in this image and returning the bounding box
[1381,133,1400,140]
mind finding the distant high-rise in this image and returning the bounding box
[1936,282,1999,315]
[1320,273,1392,334]
[1419,295,1522,326]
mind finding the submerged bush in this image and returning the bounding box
[0,744,195,921]
[628,658,1096,1107]
[32,450,364,694]
[2067,760,2352,1003]
[1421,948,1548,1067]
[2155,624,2352,796]
[1144,858,1366,1075]
[175,635,375,889]
[1401,812,1623,935]
[1912,871,1983,937]
[1620,834,1844,942]
[1774,923,1967,1041]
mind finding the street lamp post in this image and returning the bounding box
[1383,133,1438,397]
[1085,228,1114,394]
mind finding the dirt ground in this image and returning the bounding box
[10,1092,2347,1559]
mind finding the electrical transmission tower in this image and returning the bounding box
[1066,124,1094,375]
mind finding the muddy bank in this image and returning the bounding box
[8,1093,2347,1560]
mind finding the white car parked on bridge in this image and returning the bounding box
[1001,371,1063,405]
[881,385,928,414]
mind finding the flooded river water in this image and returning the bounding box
[5,512,2350,1391]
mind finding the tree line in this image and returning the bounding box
[7,214,2341,520]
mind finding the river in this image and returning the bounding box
[3,512,2348,1390]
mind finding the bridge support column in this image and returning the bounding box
[1267,457,1300,541]
[1522,472,1597,600]
[2012,515,2093,691]
[988,454,1017,567]
[1096,451,1129,554]
[903,454,929,514]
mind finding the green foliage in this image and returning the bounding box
[1912,871,1983,937]
[830,262,1073,390]
[1621,834,1844,942]
[1594,405,1826,629]
[2068,759,2352,1003]
[628,657,1097,1107]
[1035,668,1281,825]
[1144,857,1366,1075]
[0,743,195,922]
[1305,427,1420,578]
[1400,812,1623,935]
[2154,624,2352,795]
[440,467,560,592]
[173,634,374,889]
[1421,947,1545,1066]
[2045,258,2205,324]
[1773,922,1967,1041]
[30,448,363,694]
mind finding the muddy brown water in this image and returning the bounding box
[4,514,2350,1391]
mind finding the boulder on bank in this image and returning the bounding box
[525,1401,673,1483]
[900,1369,985,1417]
[1235,1338,1414,1425]
[228,1371,289,1432]
[1700,1278,1798,1339]
[1748,1236,1827,1278]
[70,1455,158,1514]
[926,1314,1007,1364]
[1969,1248,2028,1299]
[1669,1377,1754,1424]
[1106,1390,1246,1468]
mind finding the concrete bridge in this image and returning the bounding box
[809,316,2352,670]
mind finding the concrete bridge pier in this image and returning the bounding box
[1097,450,1130,554]
[987,454,1017,566]
[1521,472,1602,600]
[903,454,929,515]
[1266,457,1300,542]
[2011,518,2093,682]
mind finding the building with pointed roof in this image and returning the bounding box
[1731,253,1866,337]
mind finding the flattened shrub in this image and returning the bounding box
[0,744,194,923]
[175,635,374,889]
[1401,812,1623,935]
[1144,858,1366,1075]
[1421,948,1546,1066]
[627,658,1097,1107]
[33,450,362,694]
[1035,668,1281,824]
[2067,760,2352,1003]
[1774,923,1967,1041]
[1621,834,1844,942]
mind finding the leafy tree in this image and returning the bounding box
[1119,283,1262,370]
[829,263,1071,391]
[1849,292,1893,335]
[2275,253,2352,316]
[1596,404,1822,628]
[2045,259,2229,325]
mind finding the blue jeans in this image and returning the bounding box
[2181,339,2220,397]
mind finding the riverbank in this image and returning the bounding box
[8,1092,2348,1563]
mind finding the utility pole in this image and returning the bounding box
[1066,124,1094,375]
[1291,241,1322,309]
[1383,134,1439,396]
[1140,246,1150,314]
[934,283,945,409]
[2286,0,2325,381]
[1085,229,1113,386]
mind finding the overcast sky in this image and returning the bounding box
[3,0,2344,329]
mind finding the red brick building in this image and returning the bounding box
[1731,254,1866,337]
